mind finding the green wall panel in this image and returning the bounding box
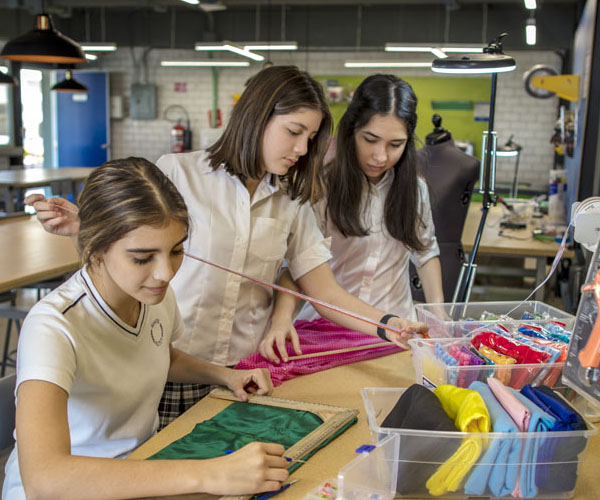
[316,75,492,158]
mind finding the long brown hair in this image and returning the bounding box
[77,157,189,265]
[325,74,425,251]
[206,65,332,203]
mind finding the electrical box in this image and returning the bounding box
[130,83,157,120]
[110,96,124,119]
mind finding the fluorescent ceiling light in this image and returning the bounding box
[524,0,537,9]
[345,62,432,68]
[441,47,484,53]
[80,43,117,51]
[85,53,97,61]
[195,42,263,61]
[161,60,249,67]
[526,18,537,46]
[431,48,447,59]
[243,42,298,51]
[385,44,433,53]
[180,0,199,4]
[199,1,226,11]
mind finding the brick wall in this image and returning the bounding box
[95,48,560,191]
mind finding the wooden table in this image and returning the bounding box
[129,351,599,500]
[0,167,95,212]
[461,203,573,301]
[0,215,79,294]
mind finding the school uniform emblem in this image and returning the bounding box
[150,319,164,346]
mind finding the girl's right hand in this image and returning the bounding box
[202,442,289,496]
[25,194,80,237]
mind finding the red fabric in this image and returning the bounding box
[234,318,403,386]
[471,331,551,388]
[471,332,550,365]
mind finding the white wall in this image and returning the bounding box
[95,48,561,191]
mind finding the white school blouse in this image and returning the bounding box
[297,171,439,322]
[2,268,181,500]
[157,151,332,366]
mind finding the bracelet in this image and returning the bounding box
[377,314,399,341]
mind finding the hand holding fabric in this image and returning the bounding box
[258,317,301,363]
[225,368,273,401]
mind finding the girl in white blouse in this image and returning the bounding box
[296,74,444,325]
[27,67,427,424]
[6,158,286,500]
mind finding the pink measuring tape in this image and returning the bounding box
[184,251,419,338]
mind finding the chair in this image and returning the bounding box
[0,292,28,377]
[0,373,16,451]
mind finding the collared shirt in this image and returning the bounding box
[157,151,332,365]
[297,171,438,322]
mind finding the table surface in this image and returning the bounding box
[461,202,572,259]
[0,215,80,293]
[129,351,600,500]
[0,167,95,187]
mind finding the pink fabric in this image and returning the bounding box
[487,377,531,498]
[234,318,403,386]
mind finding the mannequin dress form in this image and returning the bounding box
[410,114,479,302]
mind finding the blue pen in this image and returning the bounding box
[225,450,306,463]
[254,479,300,500]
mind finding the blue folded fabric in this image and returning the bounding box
[522,385,588,492]
[464,381,521,497]
[520,385,574,431]
[509,388,556,498]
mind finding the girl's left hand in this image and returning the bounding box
[258,318,301,364]
[226,368,273,401]
[385,317,429,348]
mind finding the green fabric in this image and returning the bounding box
[148,402,324,460]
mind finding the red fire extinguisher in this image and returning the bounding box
[171,120,185,154]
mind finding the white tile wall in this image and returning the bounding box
[94,48,560,191]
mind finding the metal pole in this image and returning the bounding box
[511,151,521,198]
[454,72,498,304]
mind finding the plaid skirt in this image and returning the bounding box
[158,382,212,430]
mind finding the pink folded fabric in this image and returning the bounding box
[487,377,531,498]
[235,318,403,386]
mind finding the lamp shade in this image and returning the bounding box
[0,72,17,85]
[1,13,86,64]
[431,53,516,74]
[51,70,87,92]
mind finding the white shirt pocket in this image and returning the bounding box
[248,217,289,261]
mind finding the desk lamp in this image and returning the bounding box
[496,135,523,198]
[431,33,516,306]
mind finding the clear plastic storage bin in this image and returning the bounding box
[361,387,597,499]
[409,337,564,390]
[415,301,575,338]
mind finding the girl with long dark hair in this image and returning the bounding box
[297,74,444,323]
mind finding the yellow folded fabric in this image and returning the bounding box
[426,385,491,496]
[478,345,517,385]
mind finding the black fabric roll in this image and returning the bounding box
[381,384,460,495]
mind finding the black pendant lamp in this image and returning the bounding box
[51,69,87,92]
[0,71,17,86]
[1,13,86,64]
